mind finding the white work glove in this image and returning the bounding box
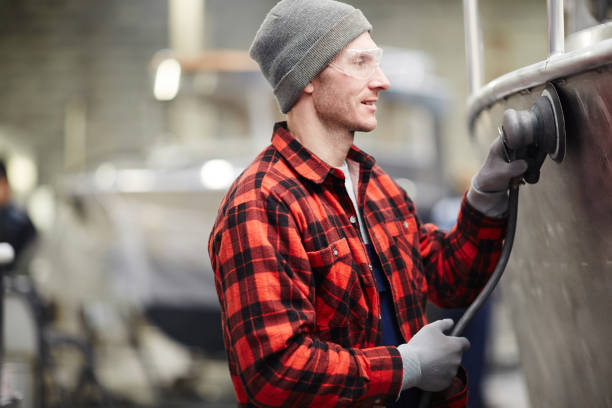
[467,136,528,217]
[397,319,470,392]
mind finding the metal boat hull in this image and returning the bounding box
[472,68,612,407]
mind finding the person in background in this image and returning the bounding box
[0,158,37,271]
[208,0,528,406]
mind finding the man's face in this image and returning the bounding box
[310,32,390,133]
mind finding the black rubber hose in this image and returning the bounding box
[417,182,520,408]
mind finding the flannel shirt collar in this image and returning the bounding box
[271,121,376,185]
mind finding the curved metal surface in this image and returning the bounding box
[566,21,612,51]
[472,68,612,407]
[467,38,612,132]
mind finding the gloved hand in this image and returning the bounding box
[467,136,528,217]
[397,319,470,392]
[473,136,528,193]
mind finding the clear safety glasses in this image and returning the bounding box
[328,47,384,80]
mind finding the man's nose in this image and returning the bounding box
[369,66,390,90]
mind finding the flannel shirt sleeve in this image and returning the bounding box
[209,192,403,407]
[417,193,507,308]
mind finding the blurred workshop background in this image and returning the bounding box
[0,0,560,407]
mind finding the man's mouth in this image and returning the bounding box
[362,100,377,106]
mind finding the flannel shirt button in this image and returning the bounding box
[332,248,338,256]
[349,215,357,224]
[403,221,409,228]
[368,264,373,271]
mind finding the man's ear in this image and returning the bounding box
[304,81,314,95]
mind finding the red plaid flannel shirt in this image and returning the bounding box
[208,122,506,407]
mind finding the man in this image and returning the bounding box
[208,1,527,406]
[0,158,37,271]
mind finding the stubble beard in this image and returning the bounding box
[314,86,375,135]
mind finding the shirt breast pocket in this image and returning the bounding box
[306,238,368,340]
[389,217,428,300]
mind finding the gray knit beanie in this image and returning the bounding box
[249,0,372,113]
